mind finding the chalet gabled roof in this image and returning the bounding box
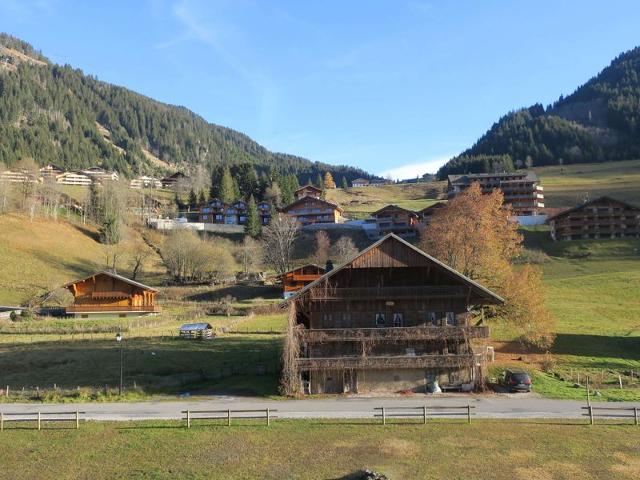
[547,196,640,222]
[280,263,326,277]
[295,184,323,194]
[281,196,343,213]
[419,202,447,214]
[284,233,504,305]
[371,204,419,217]
[448,171,539,185]
[63,271,159,292]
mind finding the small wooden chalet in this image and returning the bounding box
[294,184,322,200]
[370,205,419,238]
[418,202,447,225]
[280,264,326,299]
[161,172,189,189]
[281,196,344,226]
[282,234,503,395]
[351,178,370,187]
[63,271,159,318]
[548,196,640,241]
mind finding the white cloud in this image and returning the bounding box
[378,155,451,180]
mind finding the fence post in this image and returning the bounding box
[618,375,623,389]
[4,385,7,397]
[76,411,79,429]
[422,406,427,424]
[227,409,231,427]
[186,410,191,428]
[381,407,386,425]
[1,412,3,431]
[266,408,270,426]
[37,412,41,431]
[467,405,471,424]
[588,405,594,426]
[634,407,638,426]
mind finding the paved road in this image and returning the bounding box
[1,395,637,421]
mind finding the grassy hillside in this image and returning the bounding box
[0,214,164,305]
[326,182,446,216]
[1,420,639,479]
[534,158,640,207]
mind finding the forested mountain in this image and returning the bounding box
[0,33,370,181]
[438,46,640,179]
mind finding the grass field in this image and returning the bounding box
[0,420,638,479]
[533,159,640,207]
[0,214,165,305]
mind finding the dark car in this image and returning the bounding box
[503,370,532,392]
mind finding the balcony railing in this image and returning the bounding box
[66,305,159,313]
[307,286,466,301]
[297,353,484,371]
[299,325,489,342]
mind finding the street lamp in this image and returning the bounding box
[116,332,124,395]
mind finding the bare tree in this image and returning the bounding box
[313,230,331,266]
[126,239,152,280]
[262,215,298,276]
[332,235,358,264]
[236,236,262,274]
[103,244,122,272]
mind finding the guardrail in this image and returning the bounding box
[373,405,475,425]
[181,409,278,427]
[0,411,84,431]
[582,405,639,425]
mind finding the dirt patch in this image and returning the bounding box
[377,438,419,458]
[610,452,640,478]
[492,341,547,368]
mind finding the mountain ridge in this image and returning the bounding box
[0,33,371,182]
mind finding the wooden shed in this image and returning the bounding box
[179,323,215,340]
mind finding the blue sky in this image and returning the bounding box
[1,1,639,178]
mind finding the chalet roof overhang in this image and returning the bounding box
[547,196,640,222]
[371,204,419,217]
[281,196,343,213]
[282,233,505,306]
[279,263,326,279]
[62,271,159,293]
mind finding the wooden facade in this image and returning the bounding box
[448,171,544,216]
[281,196,344,226]
[64,271,159,318]
[280,264,326,299]
[548,196,640,241]
[283,234,503,395]
[294,184,322,200]
[418,202,446,225]
[371,205,419,238]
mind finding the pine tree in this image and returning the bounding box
[315,173,323,189]
[244,195,262,238]
[198,190,206,204]
[324,172,336,189]
[220,166,235,204]
[341,176,348,189]
[188,188,197,209]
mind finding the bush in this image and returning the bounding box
[541,352,557,373]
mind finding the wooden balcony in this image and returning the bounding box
[299,325,489,342]
[307,286,466,301]
[66,305,159,313]
[297,353,483,371]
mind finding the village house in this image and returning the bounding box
[281,196,344,226]
[418,202,447,225]
[447,171,544,216]
[56,171,93,186]
[282,234,503,395]
[39,164,64,179]
[130,176,162,189]
[548,196,640,241]
[198,199,271,226]
[351,178,370,187]
[370,205,419,238]
[161,172,189,189]
[294,184,323,200]
[280,264,326,299]
[0,168,39,183]
[63,271,159,318]
[82,166,119,183]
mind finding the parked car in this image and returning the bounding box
[503,369,532,392]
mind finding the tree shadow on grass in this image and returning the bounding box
[187,285,281,302]
[552,334,640,360]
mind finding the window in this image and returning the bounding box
[323,313,332,328]
[393,313,404,327]
[342,313,352,328]
[427,311,437,326]
[446,312,456,326]
[375,313,385,327]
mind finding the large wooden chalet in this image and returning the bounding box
[548,196,640,241]
[198,199,271,226]
[63,271,159,318]
[281,184,343,226]
[282,234,503,395]
[280,264,326,299]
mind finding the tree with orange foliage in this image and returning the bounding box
[421,183,555,349]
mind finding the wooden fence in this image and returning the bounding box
[0,411,84,431]
[181,409,278,427]
[374,405,475,424]
[582,405,640,425]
